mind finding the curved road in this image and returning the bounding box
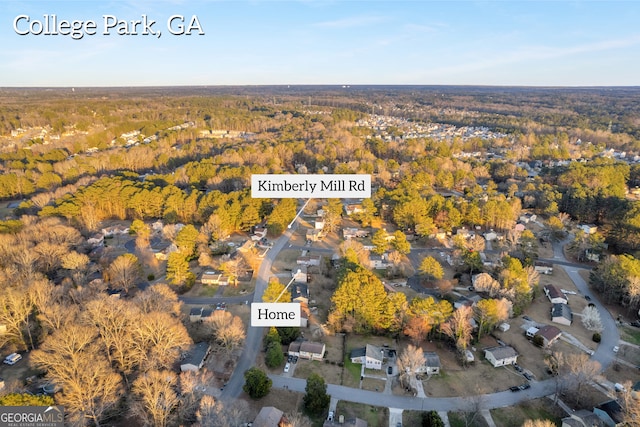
[264,235,621,412]
[194,227,619,412]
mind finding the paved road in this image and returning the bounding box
[263,235,621,413]
[220,224,297,400]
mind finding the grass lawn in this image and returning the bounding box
[619,325,640,346]
[198,285,219,297]
[448,411,488,427]
[335,401,388,427]
[344,357,362,386]
[490,398,564,427]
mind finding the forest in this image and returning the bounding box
[1,86,640,426]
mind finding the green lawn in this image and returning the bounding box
[344,356,362,384]
[619,325,640,346]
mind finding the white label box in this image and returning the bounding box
[251,302,301,327]
[251,174,371,198]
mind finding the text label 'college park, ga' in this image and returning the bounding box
[251,174,371,199]
[251,303,301,327]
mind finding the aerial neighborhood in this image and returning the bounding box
[1,87,640,427]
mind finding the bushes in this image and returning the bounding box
[592,332,601,343]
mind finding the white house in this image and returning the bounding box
[484,346,518,367]
[292,267,308,283]
[289,341,325,361]
[350,344,384,370]
[416,352,441,375]
[579,224,598,235]
[544,285,568,305]
[551,303,573,326]
[369,253,389,269]
[535,262,553,275]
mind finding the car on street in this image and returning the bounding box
[284,363,290,373]
[387,366,393,374]
[327,411,334,421]
[584,295,591,301]
[519,383,531,390]
[510,386,521,392]
[613,345,619,353]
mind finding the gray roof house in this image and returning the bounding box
[180,342,211,372]
[551,303,573,326]
[416,351,441,375]
[350,344,384,370]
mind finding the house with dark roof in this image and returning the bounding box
[288,341,325,361]
[551,303,573,326]
[180,342,211,372]
[291,283,309,304]
[593,400,624,427]
[253,406,288,427]
[544,284,568,304]
[416,352,441,375]
[561,409,605,427]
[350,344,384,370]
[484,346,518,367]
[535,325,563,347]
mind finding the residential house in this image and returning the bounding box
[561,410,606,427]
[535,325,563,347]
[544,285,568,304]
[252,227,268,241]
[253,406,288,427]
[180,342,211,372]
[151,242,178,261]
[101,224,130,236]
[201,271,220,285]
[189,307,213,323]
[484,346,518,367]
[454,294,482,309]
[369,253,389,269]
[306,228,323,242]
[518,213,537,224]
[416,352,441,375]
[343,227,369,240]
[593,400,624,427]
[87,233,104,247]
[344,204,364,216]
[314,219,325,230]
[484,231,498,241]
[535,261,553,275]
[579,224,598,235]
[297,255,321,266]
[300,309,309,328]
[287,341,325,360]
[291,283,309,304]
[551,303,573,326]
[585,249,601,263]
[292,267,308,283]
[350,344,384,370]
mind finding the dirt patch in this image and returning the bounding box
[293,359,342,385]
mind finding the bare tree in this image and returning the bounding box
[208,310,245,353]
[618,381,640,426]
[581,305,603,331]
[472,273,501,297]
[131,370,180,427]
[31,324,123,427]
[396,344,425,388]
[131,311,192,371]
[441,305,474,358]
[522,420,555,427]
[134,283,183,317]
[285,411,314,427]
[558,353,601,407]
[107,253,141,293]
[195,395,248,427]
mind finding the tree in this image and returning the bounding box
[262,278,291,303]
[195,395,249,427]
[107,253,141,292]
[397,344,426,387]
[0,393,55,406]
[209,310,245,353]
[131,370,180,427]
[371,228,389,255]
[581,305,603,331]
[303,373,330,417]
[268,199,297,235]
[265,342,284,368]
[166,252,193,286]
[556,352,602,406]
[392,230,411,255]
[422,410,445,427]
[419,256,444,280]
[131,311,192,371]
[522,420,555,427]
[31,324,124,426]
[243,367,272,399]
[175,224,200,259]
[474,298,509,339]
[470,272,500,296]
[441,305,474,357]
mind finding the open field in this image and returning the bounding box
[490,397,565,427]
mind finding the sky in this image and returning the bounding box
[0,1,639,87]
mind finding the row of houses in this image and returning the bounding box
[544,285,573,326]
[253,406,367,427]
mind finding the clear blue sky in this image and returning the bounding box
[1,1,639,86]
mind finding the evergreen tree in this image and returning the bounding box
[243,367,272,399]
[303,373,330,416]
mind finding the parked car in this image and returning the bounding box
[287,355,293,363]
[327,411,334,421]
[510,386,521,392]
[584,295,591,301]
[523,372,533,380]
[523,315,532,321]
[292,356,298,364]
[387,366,393,375]
[613,345,620,353]
[3,353,22,365]
[284,363,290,373]
[519,383,531,390]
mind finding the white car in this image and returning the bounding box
[327,411,334,421]
[613,345,619,353]
[284,363,290,373]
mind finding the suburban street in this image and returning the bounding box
[198,225,621,419]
